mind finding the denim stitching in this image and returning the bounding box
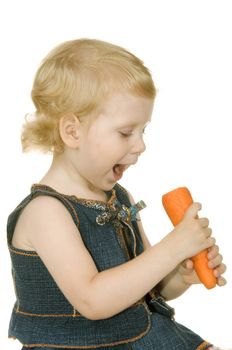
[20,310,151,348]
[195,341,213,350]
[8,184,151,347]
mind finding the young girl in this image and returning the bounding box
[7,39,228,350]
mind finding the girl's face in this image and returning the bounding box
[74,93,154,193]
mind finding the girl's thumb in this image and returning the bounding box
[184,202,202,220]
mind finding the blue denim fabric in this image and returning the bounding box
[130,313,212,350]
[8,183,211,349]
[21,347,132,350]
[22,344,132,350]
[7,184,148,348]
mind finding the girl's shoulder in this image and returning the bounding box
[12,193,75,251]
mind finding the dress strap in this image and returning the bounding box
[7,184,80,248]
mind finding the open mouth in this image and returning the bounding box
[112,164,128,180]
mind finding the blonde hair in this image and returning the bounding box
[22,39,156,154]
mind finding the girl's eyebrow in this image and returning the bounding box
[118,120,151,129]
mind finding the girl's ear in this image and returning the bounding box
[59,114,81,148]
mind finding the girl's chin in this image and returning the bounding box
[92,178,116,193]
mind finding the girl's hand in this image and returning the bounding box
[179,245,227,286]
[165,203,216,262]
[207,245,227,286]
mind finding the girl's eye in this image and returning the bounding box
[119,131,133,138]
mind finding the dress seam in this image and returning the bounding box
[19,307,151,348]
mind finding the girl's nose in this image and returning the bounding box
[131,135,146,155]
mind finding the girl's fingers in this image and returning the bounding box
[198,217,209,227]
[180,259,194,273]
[183,259,194,269]
[208,254,223,268]
[187,260,194,269]
[205,227,212,237]
[213,263,227,277]
[207,245,219,259]
[216,275,227,287]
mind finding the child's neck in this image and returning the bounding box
[39,155,108,202]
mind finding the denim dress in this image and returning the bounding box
[7,183,212,350]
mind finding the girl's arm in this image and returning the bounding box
[128,192,226,300]
[16,195,213,320]
[127,191,192,300]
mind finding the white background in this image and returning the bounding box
[0,0,231,348]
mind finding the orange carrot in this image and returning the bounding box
[162,187,216,289]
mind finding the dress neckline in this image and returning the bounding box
[31,183,117,210]
[30,183,146,226]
